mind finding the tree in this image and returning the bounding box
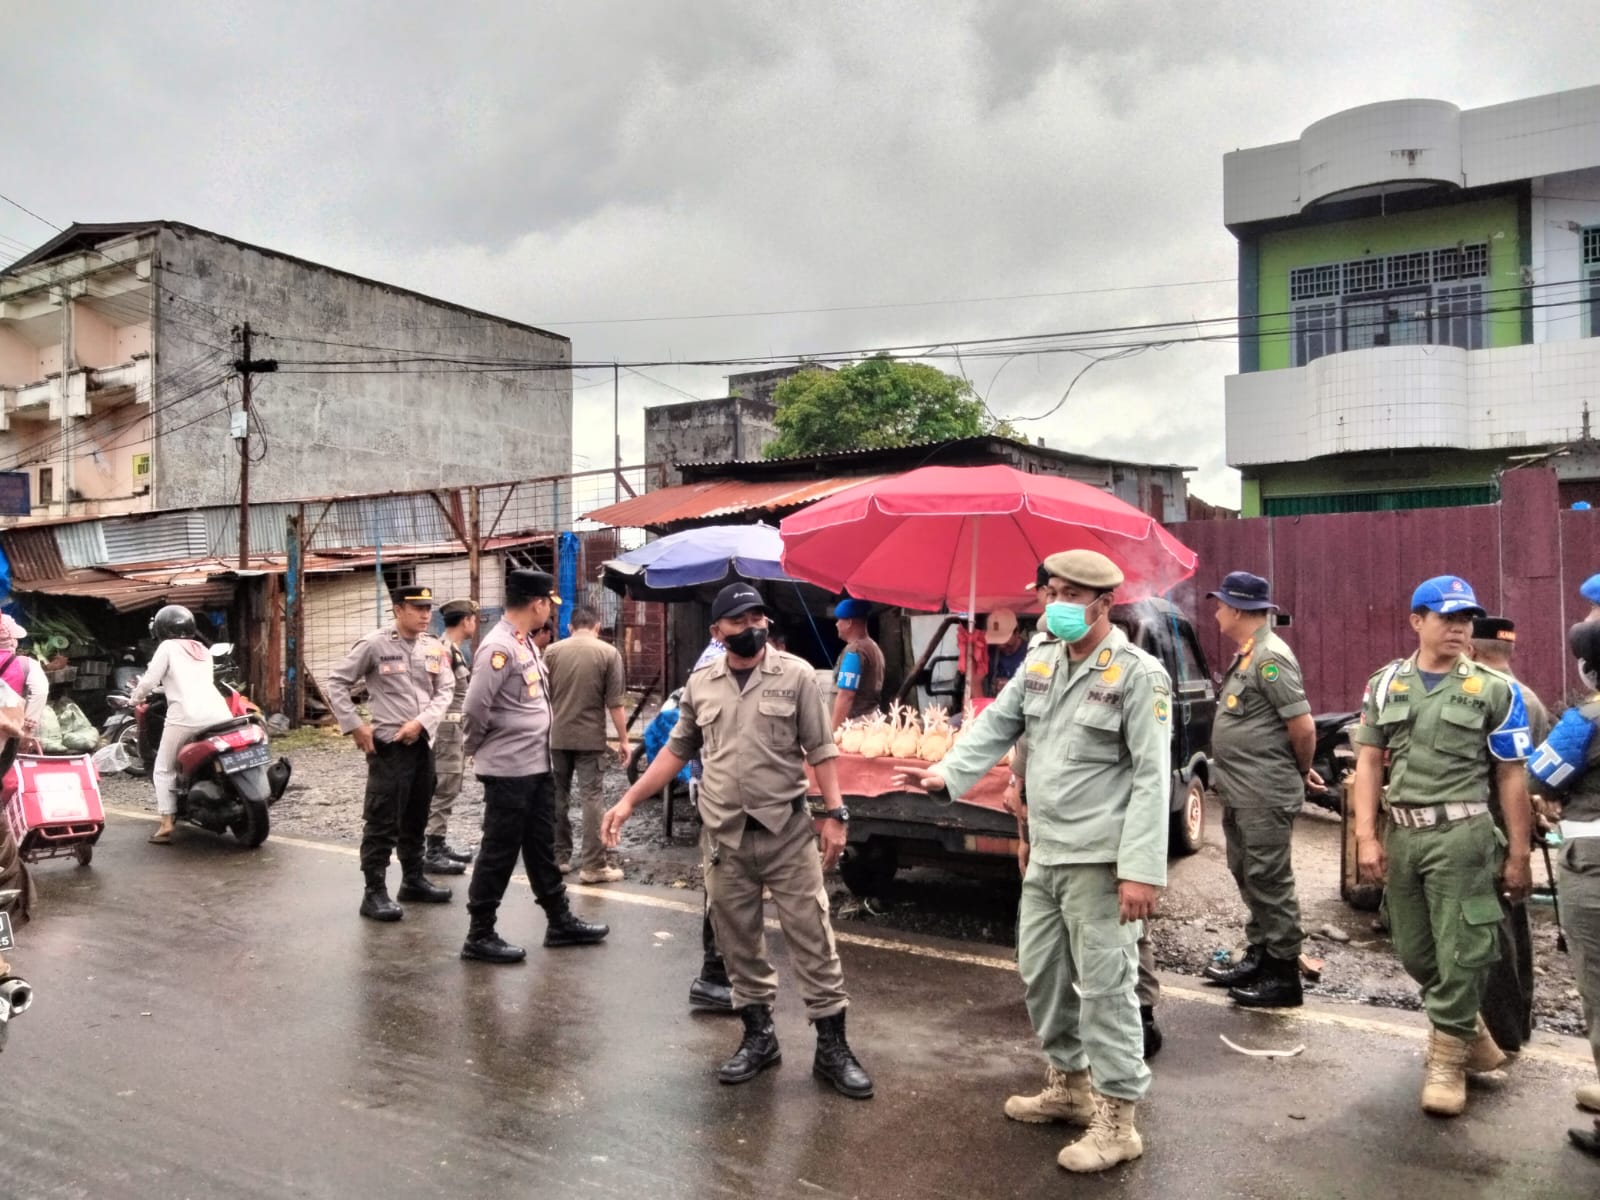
[763,356,1001,459]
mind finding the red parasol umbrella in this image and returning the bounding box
[777,464,1197,614]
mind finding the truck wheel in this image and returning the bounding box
[1169,773,1205,857]
[838,842,898,898]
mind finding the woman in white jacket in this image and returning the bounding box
[129,605,232,844]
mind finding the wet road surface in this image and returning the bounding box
[6,812,1598,1199]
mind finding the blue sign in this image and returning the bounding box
[0,473,28,517]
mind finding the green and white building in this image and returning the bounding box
[1224,87,1600,516]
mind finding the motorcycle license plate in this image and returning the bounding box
[220,744,271,774]
[0,912,13,953]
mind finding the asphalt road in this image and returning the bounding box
[5,811,1597,1200]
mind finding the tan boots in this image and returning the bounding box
[1463,1015,1507,1075]
[1056,1095,1144,1173]
[1004,1065,1096,1125]
[1421,1028,1472,1115]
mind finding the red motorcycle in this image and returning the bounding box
[107,685,285,848]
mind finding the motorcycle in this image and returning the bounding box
[105,644,291,847]
[1306,710,1360,814]
[0,889,33,1054]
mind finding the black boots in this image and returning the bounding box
[423,835,467,875]
[1141,1005,1163,1059]
[690,976,735,1012]
[397,872,453,904]
[359,886,402,922]
[1204,943,1264,987]
[543,906,610,947]
[461,912,527,964]
[1229,953,1303,1008]
[719,1005,782,1084]
[813,1011,873,1099]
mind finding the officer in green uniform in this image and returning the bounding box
[896,549,1171,1175]
[1352,575,1533,1117]
[1200,571,1312,1008]
[423,597,478,875]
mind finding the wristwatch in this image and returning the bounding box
[818,806,850,823]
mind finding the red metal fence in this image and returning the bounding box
[1165,468,1589,715]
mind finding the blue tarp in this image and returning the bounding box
[557,532,579,638]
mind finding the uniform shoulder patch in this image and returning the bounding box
[490,650,508,670]
[1154,697,1170,724]
[1259,661,1280,682]
[1094,647,1113,668]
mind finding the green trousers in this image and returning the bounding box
[1222,803,1304,960]
[1382,813,1503,1040]
[1017,862,1149,1101]
[1560,836,1600,1074]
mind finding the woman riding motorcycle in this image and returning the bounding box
[129,606,232,844]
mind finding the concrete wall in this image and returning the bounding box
[643,396,777,486]
[151,225,572,512]
[727,364,831,408]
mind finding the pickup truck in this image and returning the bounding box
[836,598,1217,897]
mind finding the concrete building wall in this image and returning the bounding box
[643,396,777,486]
[727,364,830,408]
[151,225,572,513]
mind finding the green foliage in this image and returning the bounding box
[763,356,1000,459]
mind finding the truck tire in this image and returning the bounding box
[838,841,898,898]
[1169,772,1205,857]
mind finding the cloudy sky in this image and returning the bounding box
[5,1,1598,505]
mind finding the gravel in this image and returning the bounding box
[98,731,1587,1037]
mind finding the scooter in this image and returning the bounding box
[1306,710,1360,814]
[0,889,33,1054]
[106,648,289,847]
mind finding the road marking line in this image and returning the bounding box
[101,808,1594,1069]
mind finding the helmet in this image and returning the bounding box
[150,604,199,642]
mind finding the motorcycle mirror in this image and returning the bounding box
[210,643,234,658]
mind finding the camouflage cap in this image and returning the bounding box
[1041,549,1124,591]
[439,598,478,619]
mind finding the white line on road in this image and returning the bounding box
[103,807,1594,1070]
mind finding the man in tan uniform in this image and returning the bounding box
[424,597,478,875]
[546,607,630,883]
[326,584,457,922]
[604,582,873,1098]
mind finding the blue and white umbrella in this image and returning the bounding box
[600,523,793,600]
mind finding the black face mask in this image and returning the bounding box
[724,626,768,658]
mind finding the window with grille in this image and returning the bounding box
[1284,243,1490,364]
[1584,227,1600,338]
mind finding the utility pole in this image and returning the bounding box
[613,362,621,486]
[233,322,277,568]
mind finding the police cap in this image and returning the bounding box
[506,569,561,606]
[1041,549,1124,592]
[390,584,434,608]
[1472,616,1516,642]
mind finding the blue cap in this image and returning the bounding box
[834,598,871,620]
[1410,576,1486,617]
[1581,573,1600,605]
[1207,571,1275,611]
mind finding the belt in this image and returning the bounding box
[443,712,463,723]
[1560,818,1600,841]
[1388,801,1489,829]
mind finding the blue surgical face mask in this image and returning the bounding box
[1045,601,1092,643]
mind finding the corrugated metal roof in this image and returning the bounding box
[13,569,237,613]
[0,526,67,583]
[306,495,457,552]
[53,520,109,569]
[582,476,883,529]
[101,511,208,564]
[674,436,1194,474]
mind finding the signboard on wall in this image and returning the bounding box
[0,472,30,516]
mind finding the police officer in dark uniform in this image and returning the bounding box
[326,584,457,922]
[459,569,608,963]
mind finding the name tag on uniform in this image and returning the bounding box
[378,656,406,675]
[1086,687,1122,707]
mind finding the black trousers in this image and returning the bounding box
[467,773,566,924]
[360,737,435,879]
[1480,899,1535,1052]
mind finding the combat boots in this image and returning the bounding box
[1204,943,1264,987]
[1004,1064,1097,1126]
[543,906,610,947]
[397,871,452,903]
[812,1011,873,1099]
[1463,1014,1507,1075]
[1421,1028,1471,1116]
[1228,953,1303,1008]
[1056,1095,1144,1173]
[359,871,402,922]
[689,976,734,1012]
[422,836,467,875]
[1578,1082,1600,1112]
[460,912,526,964]
[719,1004,781,1084]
